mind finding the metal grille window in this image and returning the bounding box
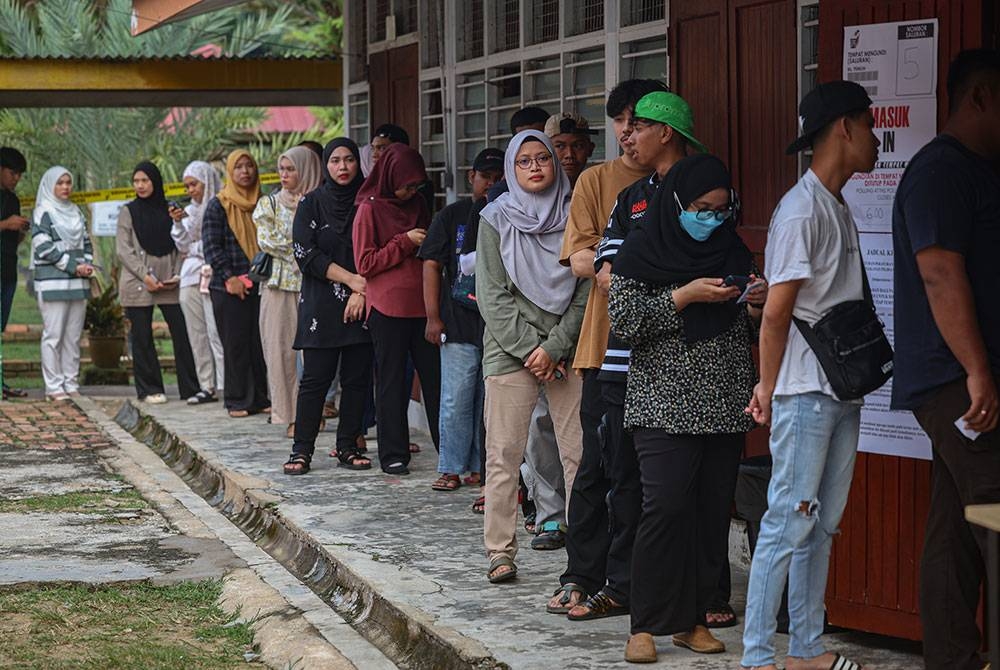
[564,47,606,160]
[421,0,443,67]
[527,0,560,45]
[566,0,604,37]
[621,0,665,27]
[373,0,389,42]
[348,0,368,84]
[459,1,484,61]
[620,36,667,82]
[798,0,819,172]
[492,0,520,53]
[421,78,448,210]
[525,56,561,108]
[348,91,370,145]
[400,0,419,34]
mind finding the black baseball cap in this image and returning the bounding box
[786,81,873,155]
[373,123,410,145]
[472,148,504,172]
[0,147,26,173]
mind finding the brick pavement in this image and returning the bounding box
[0,400,113,450]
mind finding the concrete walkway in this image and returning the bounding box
[115,396,924,670]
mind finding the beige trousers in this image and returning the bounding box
[483,368,583,562]
[259,286,299,425]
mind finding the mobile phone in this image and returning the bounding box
[723,275,751,292]
[238,274,253,289]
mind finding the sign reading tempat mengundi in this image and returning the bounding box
[842,19,938,460]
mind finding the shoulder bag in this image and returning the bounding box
[248,193,276,283]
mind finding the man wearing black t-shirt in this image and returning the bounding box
[419,148,503,491]
[1,147,29,399]
[892,50,1000,670]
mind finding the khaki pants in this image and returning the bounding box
[259,286,299,425]
[484,368,583,561]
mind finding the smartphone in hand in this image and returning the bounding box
[723,274,751,292]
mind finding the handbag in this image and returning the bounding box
[449,223,478,311]
[793,262,893,401]
[247,193,276,283]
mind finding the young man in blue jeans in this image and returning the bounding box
[742,81,879,670]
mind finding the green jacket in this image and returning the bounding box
[475,219,590,378]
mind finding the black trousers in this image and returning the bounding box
[367,308,441,470]
[293,344,374,458]
[562,369,612,594]
[914,376,1000,670]
[602,381,642,605]
[629,430,742,635]
[210,289,269,412]
[125,304,199,400]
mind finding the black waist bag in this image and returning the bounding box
[793,267,893,401]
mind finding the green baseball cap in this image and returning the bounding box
[633,92,707,153]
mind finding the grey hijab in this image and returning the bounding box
[479,130,576,314]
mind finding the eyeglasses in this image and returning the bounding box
[674,192,736,221]
[514,154,553,170]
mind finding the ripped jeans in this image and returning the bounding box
[741,393,860,668]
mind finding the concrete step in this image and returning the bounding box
[3,322,173,343]
[4,357,176,377]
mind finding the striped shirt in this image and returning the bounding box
[596,172,660,384]
[31,212,92,302]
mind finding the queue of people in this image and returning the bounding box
[1,46,997,670]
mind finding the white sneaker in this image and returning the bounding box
[144,393,168,404]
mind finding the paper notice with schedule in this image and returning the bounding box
[842,20,938,460]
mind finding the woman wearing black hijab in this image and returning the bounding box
[609,154,768,661]
[116,161,200,403]
[283,138,374,475]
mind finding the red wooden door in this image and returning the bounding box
[819,0,986,640]
[368,43,419,143]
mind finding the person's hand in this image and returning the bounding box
[406,228,427,246]
[746,382,773,427]
[168,206,187,222]
[225,275,248,300]
[344,292,365,323]
[346,273,366,295]
[745,274,769,307]
[143,274,163,293]
[962,370,999,434]
[75,263,95,278]
[674,277,741,310]
[525,347,556,381]
[596,262,612,297]
[424,316,446,346]
[1,215,29,231]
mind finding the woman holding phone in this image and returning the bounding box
[116,160,199,404]
[202,149,270,418]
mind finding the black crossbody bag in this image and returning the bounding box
[793,262,893,401]
[248,194,276,283]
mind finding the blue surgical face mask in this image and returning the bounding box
[678,210,725,241]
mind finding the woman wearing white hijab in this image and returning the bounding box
[476,130,590,584]
[171,160,224,404]
[31,166,94,401]
[254,146,322,436]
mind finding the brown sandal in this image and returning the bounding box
[229,409,250,418]
[431,474,461,491]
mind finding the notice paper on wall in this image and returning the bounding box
[842,19,938,460]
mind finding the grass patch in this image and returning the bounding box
[8,275,41,327]
[0,489,148,514]
[0,580,256,669]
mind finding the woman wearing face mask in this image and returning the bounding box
[172,160,224,405]
[31,167,94,401]
[477,130,590,584]
[254,147,322,436]
[352,142,441,476]
[117,161,200,404]
[202,149,270,418]
[283,138,373,475]
[609,154,768,662]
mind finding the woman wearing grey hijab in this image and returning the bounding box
[476,129,590,584]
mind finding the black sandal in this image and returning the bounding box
[567,590,628,621]
[338,451,372,470]
[702,602,739,628]
[546,582,588,614]
[283,453,311,475]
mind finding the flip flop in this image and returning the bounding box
[487,556,517,584]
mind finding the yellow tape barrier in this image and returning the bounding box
[19,173,280,210]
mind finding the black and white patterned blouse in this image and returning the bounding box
[608,274,758,434]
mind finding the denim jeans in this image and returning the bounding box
[436,342,483,475]
[741,392,860,667]
[1,278,16,332]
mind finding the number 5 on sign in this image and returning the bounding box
[895,22,936,97]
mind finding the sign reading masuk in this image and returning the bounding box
[843,19,938,460]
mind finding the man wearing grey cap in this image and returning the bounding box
[545,113,597,187]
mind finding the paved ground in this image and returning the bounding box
[120,394,926,670]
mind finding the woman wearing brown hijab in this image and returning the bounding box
[202,149,270,417]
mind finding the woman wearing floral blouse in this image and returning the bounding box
[254,147,321,436]
[610,154,767,663]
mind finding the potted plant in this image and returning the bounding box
[85,277,126,370]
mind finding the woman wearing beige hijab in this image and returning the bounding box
[254,147,322,435]
[202,149,270,418]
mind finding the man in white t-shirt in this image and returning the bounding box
[740,81,879,670]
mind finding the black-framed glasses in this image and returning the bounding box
[674,191,736,221]
[514,154,553,170]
